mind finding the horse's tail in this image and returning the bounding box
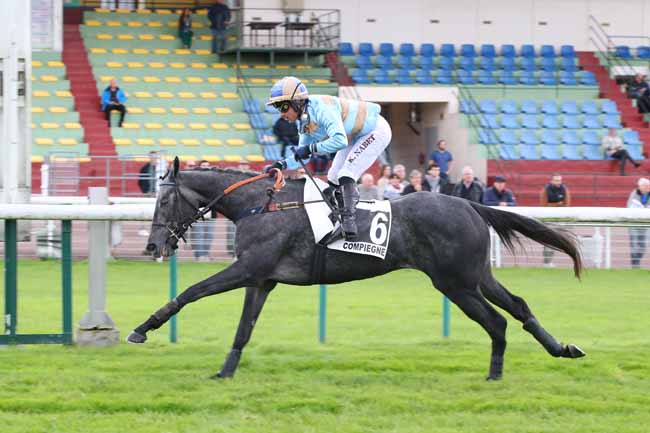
[468,202,583,278]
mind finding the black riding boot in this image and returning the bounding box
[338,178,359,241]
[322,182,340,210]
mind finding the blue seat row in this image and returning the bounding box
[479,129,640,146]
[461,99,619,115]
[475,114,621,130]
[488,143,644,161]
[615,45,650,59]
[355,55,579,72]
[340,42,576,58]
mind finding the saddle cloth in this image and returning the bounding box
[304,178,392,259]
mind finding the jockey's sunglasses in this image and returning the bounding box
[273,101,291,113]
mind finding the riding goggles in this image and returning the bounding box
[273,101,292,113]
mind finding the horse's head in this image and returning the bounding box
[146,157,204,258]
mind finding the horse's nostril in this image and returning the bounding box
[146,243,156,252]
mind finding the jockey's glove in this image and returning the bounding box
[264,160,287,174]
[294,145,312,161]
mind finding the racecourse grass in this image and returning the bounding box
[0,260,649,433]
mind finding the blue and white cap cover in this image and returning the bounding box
[266,76,309,105]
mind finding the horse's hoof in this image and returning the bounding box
[126,331,147,344]
[565,344,586,358]
[485,375,502,381]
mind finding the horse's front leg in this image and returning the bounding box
[127,260,258,343]
[214,282,276,379]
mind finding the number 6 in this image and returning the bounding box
[370,212,388,245]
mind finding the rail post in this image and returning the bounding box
[4,219,17,338]
[318,284,327,343]
[61,220,73,344]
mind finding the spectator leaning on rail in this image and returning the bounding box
[627,177,650,268]
[601,128,641,176]
[101,79,127,128]
[483,176,516,206]
[451,165,484,203]
[540,173,571,267]
[402,169,431,195]
[383,174,404,200]
[424,163,449,193]
[265,76,392,240]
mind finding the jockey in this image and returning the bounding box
[266,76,392,240]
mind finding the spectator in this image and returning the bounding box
[191,160,216,262]
[627,177,650,268]
[451,166,484,203]
[184,159,197,170]
[626,73,650,113]
[601,127,641,175]
[383,174,404,200]
[483,176,516,206]
[101,79,127,128]
[402,169,431,195]
[208,0,230,54]
[359,173,380,200]
[138,151,159,195]
[540,173,571,267]
[429,139,453,180]
[376,164,392,193]
[424,163,448,193]
[178,8,194,49]
[273,116,299,159]
[392,164,409,188]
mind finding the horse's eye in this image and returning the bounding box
[160,199,169,206]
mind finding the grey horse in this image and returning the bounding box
[128,158,585,380]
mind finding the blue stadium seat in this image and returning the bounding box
[356,55,373,69]
[637,46,650,59]
[582,130,601,145]
[498,70,517,85]
[262,144,282,161]
[459,56,476,70]
[521,130,539,145]
[397,55,416,69]
[376,55,394,69]
[243,98,262,114]
[499,144,518,160]
[440,43,456,57]
[479,129,499,144]
[374,69,392,84]
[520,144,539,159]
[351,69,371,84]
[541,130,560,145]
[438,56,454,70]
[562,145,581,160]
[399,43,416,57]
[601,100,619,114]
[540,71,557,86]
[436,70,453,84]
[522,114,540,129]
[418,56,435,70]
[420,43,435,57]
[521,100,538,114]
[520,57,536,71]
[395,69,413,84]
[461,44,476,57]
[500,100,518,114]
[561,45,576,58]
[358,42,374,56]
[603,115,621,128]
[521,44,536,58]
[339,42,354,56]
[499,130,518,145]
[501,44,516,58]
[541,145,561,160]
[562,115,581,129]
[481,44,496,58]
[265,104,279,114]
[560,72,578,86]
[520,72,537,85]
[615,45,632,58]
[250,114,269,129]
[479,56,496,70]
[583,115,601,129]
[583,144,603,160]
[580,71,597,85]
[480,114,499,129]
[379,42,395,57]
[560,57,579,72]
[628,144,645,160]
[581,100,599,115]
[415,69,434,84]
[542,115,560,129]
[458,69,475,84]
[501,114,519,129]
[478,70,496,85]
[460,100,480,114]
[561,101,579,115]
[623,130,643,145]
[561,131,580,145]
[541,57,556,71]
[541,45,556,58]
[541,100,559,114]
[500,57,516,71]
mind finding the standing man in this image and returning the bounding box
[138,151,159,195]
[272,115,299,159]
[627,177,650,268]
[540,173,571,267]
[102,79,127,128]
[451,166,484,203]
[208,0,230,55]
[429,139,453,180]
[482,176,516,206]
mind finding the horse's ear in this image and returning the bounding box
[173,156,180,176]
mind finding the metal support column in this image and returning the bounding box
[4,219,17,337]
[61,220,73,344]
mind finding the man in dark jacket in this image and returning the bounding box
[138,151,158,195]
[208,0,230,54]
[451,165,484,203]
[273,116,299,158]
[483,176,516,206]
[540,173,570,266]
[402,169,431,195]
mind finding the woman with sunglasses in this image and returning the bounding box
[266,76,392,241]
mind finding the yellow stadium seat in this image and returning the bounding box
[41,75,58,82]
[178,92,195,99]
[181,138,200,146]
[85,20,101,26]
[123,76,138,82]
[222,92,238,99]
[211,123,229,130]
[169,62,186,68]
[200,92,217,99]
[170,107,188,114]
[192,107,210,114]
[186,77,203,83]
[64,123,82,129]
[164,76,182,83]
[167,123,185,129]
[224,155,242,162]
[195,49,210,55]
[212,63,228,69]
[250,78,268,84]
[99,76,113,82]
[214,107,232,114]
[145,123,163,129]
[78,157,91,163]
[228,77,244,84]
[31,123,36,129]
[40,122,60,129]
[148,62,165,68]
[139,34,154,40]
[115,8,131,14]
[159,138,177,146]
[32,107,44,113]
[127,107,144,114]
[152,48,169,54]
[110,48,127,54]
[134,91,152,98]
[196,9,208,15]
[94,8,110,13]
[122,122,141,129]
[233,123,251,130]
[247,155,265,162]
[189,123,207,130]
[148,21,163,27]
[136,8,151,14]
[199,35,211,41]
[97,34,113,40]
[276,65,290,69]
[127,62,144,68]
[35,138,53,145]
[48,106,67,113]
[203,155,222,162]
[143,76,160,83]
[156,92,174,98]
[133,48,149,54]
[128,21,143,27]
[58,138,78,145]
[226,139,245,146]
[204,139,222,146]
[190,62,207,69]
[207,77,224,84]
[148,107,166,114]
[106,61,123,68]
[31,156,44,163]
[253,65,270,70]
[114,138,132,146]
[118,34,134,40]
[33,91,50,97]
[175,49,191,55]
[296,65,312,69]
[238,64,249,69]
[55,90,72,97]
[107,20,121,27]
[90,48,107,54]
[160,35,175,41]
[312,79,330,84]
[192,22,204,29]
[156,9,171,14]
[137,138,154,145]
[47,61,64,68]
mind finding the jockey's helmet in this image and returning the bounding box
[266,76,309,109]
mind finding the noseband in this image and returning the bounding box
[153,169,286,246]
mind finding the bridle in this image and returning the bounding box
[152,168,285,246]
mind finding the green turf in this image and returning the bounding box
[1,260,649,433]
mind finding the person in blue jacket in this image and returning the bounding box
[101,79,127,128]
[266,76,392,240]
[482,176,516,206]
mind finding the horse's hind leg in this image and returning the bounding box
[479,275,585,359]
[214,283,275,379]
